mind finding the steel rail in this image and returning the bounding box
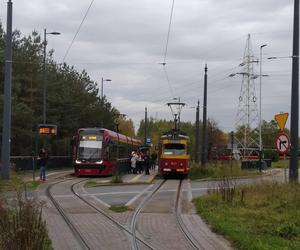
[71,180,157,250]
[130,179,166,250]
[175,179,203,250]
[45,179,91,250]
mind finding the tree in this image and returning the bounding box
[0,25,121,156]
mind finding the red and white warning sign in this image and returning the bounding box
[275,132,290,154]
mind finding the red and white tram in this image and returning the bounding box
[72,128,142,176]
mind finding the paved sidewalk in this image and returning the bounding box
[122,168,158,184]
[17,168,73,182]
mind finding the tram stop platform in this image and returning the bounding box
[18,167,158,186]
[122,168,158,184]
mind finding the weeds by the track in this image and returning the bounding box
[109,205,128,213]
[0,171,52,250]
[193,181,300,250]
[111,172,123,184]
[188,161,261,180]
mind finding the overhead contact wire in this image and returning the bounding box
[163,0,175,65]
[160,0,176,99]
[62,0,95,62]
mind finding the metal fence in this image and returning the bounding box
[10,156,72,171]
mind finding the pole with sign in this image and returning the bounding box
[274,113,290,181]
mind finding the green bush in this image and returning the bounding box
[0,174,52,250]
[0,190,52,249]
[188,161,260,180]
[263,150,279,162]
[276,223,299,239]
[188,163,215,180]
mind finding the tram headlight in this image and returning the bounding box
[164,162,168,166]
[96,160,103,164]
[75,160,82,164]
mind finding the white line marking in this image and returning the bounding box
[187,180,193,202]
[129,174,143,182]
[90,195,111,208]
[126,184,154,206]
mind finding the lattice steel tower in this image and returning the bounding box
[235,34,259,157]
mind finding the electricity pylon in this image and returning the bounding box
[234,34,259,158]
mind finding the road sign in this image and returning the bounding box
[275,132,290,154]
[275,113,289,131]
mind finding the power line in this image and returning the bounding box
[163,0,175,65]
[62,0,95,62]
[163,65,174,97]
[159,0,176,99]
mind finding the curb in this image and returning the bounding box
[191,168,283,182]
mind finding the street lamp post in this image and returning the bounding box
[1,0,13,180]
[101,77,112,99]
[290,0,299,183]
[43,28,60,124]
[259,44,267,172]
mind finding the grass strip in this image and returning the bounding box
[193,182,300,250]
[109,205,128,213]
[188,161,261,180]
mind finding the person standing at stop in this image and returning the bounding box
[144,152,150,175]
[38,148,48,181]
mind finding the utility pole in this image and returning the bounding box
[43,29,60,124]
[201,65,208,166]
[259,44,267,172]
[144,107,147,145]
[43,29,47,124]
[101,77,112,99]
[1,0,13,180]
[290,0,299,182]
[230,131,234,170]
[195,100,200,163]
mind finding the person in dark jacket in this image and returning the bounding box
[144,152,150,175]
[150,151,157,170]
[37,148,48,181]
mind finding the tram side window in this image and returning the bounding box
[119,145,127,158]
[110,145,118,160]
[163,143,185,155]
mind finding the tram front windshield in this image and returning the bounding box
[163,143,185,155]
[78,134,103,161]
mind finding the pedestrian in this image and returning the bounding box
[150,151,157,170]
[136,151,144,174]
[130,152,137,174]
[37,148,48,181]
[144,152,150,175]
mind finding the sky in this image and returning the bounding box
[0,0,296,133]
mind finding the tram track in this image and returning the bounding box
[71,180,157,250]
[175,180,203,250]
[46,177,158,250]
[45,178,91,250]
[46,176,206,250]
[130,179,166,250]
[131,179,204,250]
